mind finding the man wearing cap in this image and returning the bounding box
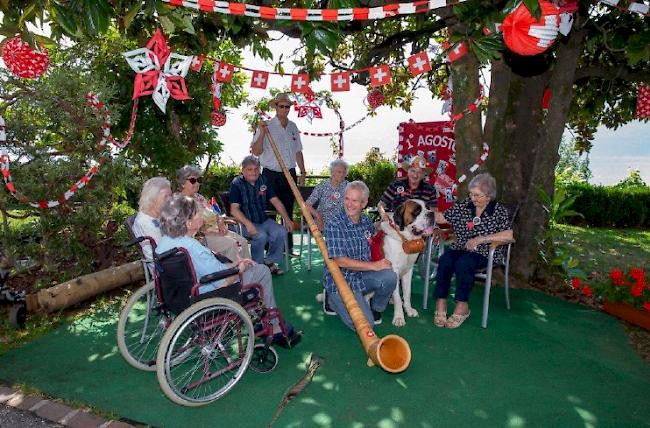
[251,92,306,257]
[378,155,438,221]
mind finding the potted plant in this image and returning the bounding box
[590,268,650,330]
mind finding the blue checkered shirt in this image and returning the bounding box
[229,175,276,224]
[323,210,375,294]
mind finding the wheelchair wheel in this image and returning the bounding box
[116,281,169,371]
[156,297,255,407]
[249,343,278,373]
[9,303,27,329]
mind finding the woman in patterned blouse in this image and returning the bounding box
[305,159,349,230]
[432,173,513,329]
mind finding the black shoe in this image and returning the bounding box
[265,262,284,276]
[372,309,383,325]
[323,293,336,316]
[272,326,303,349]
[288,251,301,259]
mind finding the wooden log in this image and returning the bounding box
[28,260,144,313]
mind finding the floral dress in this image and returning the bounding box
[306,179,349,226]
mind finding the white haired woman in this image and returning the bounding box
[132,177,172,263]
[432,173,513,329]
[155,194,278,313]
[177,165,250,262]
[305,159,349,230]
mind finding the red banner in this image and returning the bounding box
[397,121,456,210]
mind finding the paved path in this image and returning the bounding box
[1,403,63,427]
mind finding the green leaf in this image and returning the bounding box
[123,1,142,30]
[84,1,111,35]
[159,15,175,34]
[18,3,37,29]
[49,4,79,38]
[522,0,541,20]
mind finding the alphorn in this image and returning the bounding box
[262,127,411,373]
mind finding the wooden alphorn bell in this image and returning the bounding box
[262,127,411,373]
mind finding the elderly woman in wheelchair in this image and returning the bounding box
[117,194,300,406]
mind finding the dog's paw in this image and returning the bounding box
[392,316,406,327]
[404,306,419,318]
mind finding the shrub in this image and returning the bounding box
[561,183,650,228]
[203,163,241,196]
[347,149,397,207]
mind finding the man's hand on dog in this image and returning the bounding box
[373,258,392,271]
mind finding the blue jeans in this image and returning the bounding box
[327,269,397,330]
[239,219,286,265]
[433,249,487,303]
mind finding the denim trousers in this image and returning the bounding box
[328,268,397,330]
[239,218,286,265]
[433,249,487,302]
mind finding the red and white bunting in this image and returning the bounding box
[214,61,235,82]
[369,64,391,87]
[291,73,310,93]
[251,70,269,89]
[453,142,490,190]
[190,55,205,72]
[407,51,432,76]
[635,83,650,119]
[445,41,469,63]
[331,71,350,92]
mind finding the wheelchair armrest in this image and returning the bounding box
[125,236,145,247]
[199,267,240,284]
[222,217,239,226]
[156,247,180,261]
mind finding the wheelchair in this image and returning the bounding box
[117,236,298,406]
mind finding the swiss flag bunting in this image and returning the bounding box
[250,70,269,89]
[291,73,310,93]
[369,64,391,87]
[214,61,235,82]
[445,41,469,63]
[330,71,350,92]
[635,83,650,119]
[190,55,205,72]
[407,51,431,76]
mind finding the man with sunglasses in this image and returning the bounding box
[251,92,306,258]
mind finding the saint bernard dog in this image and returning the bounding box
[380,199,435,327]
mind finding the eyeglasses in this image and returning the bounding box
[469,192,487,199]
[187,177,202,184]
[277,104,291,109]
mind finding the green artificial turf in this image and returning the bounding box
[1,251,649,428]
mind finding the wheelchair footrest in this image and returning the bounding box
[271,327,303,349]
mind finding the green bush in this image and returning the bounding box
[202,163,241,197]
[561,183,650,228]
[347,158,397,207]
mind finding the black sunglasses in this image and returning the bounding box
[277,104,291,109]
[187,177,202,184]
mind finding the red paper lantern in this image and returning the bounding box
[367,89,385,110]
[211,111,227,127]
[1,36,49,79]
[502,1,561,56]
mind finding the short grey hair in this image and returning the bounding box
[176,165,201,188]
[241,155,260,168]
[138,177,171,211]
[330,159,349,175]
[346,180,370,201]
[468,173,497,200]
[160,194,198,238]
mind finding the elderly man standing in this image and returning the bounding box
[323,181,397,329]
[251,92,306,257]
[229,155,294,275]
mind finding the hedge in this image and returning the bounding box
[561,183,650,228]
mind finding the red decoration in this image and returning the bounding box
[1,36,49,79]
[407,51,431,76]
[369,64,391,87]
[211,111,227,127]
[444,41,469,63]
[214,61,235,82]
[251,70,269,89]
[190,55,205,72]
[367,89,385,109]
[331,71,350,92]
[291,73,310,93]
[635,83,650,119]
[502,0,561,56]
[542,88,552,110]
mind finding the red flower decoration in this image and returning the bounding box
[643,302,650,314]
[609,269,625,286]
[581,286,593,297]
[631,284,644,298]
[2,36,49,79]
[570,277,582,289]
[466,221,475,230]
[629,267,645,282]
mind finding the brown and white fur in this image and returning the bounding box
[380,199,435,327]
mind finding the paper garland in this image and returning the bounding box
[453,142,490,190]
[1,36,49,79]
[0,94,139,208]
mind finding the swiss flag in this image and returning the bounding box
[250,70,269,89]
[369,64,391,87]
[636,83,650,119]
[291,73,310,93]
[214,61,235,82]
[190,55,205,72]
[407,51,431,76]
[445,41,469,63]
[330,71,350,92]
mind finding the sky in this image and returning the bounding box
[216,33,649,186]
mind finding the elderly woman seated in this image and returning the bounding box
[155,194,279,318]
[176,165,250,262]
[132,177,172,264]
[432,173,513,329]
[305,159,349,230]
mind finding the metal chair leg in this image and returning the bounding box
[284,235,290,272]
[505,244,512,310]
[307,227,312,271]
[422,236,433,310]
[299,216,305,253]
[481,248,495,329]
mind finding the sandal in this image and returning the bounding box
[445,310,471,329]
[433,310,447,327]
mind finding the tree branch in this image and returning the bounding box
[574,66,650,83]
